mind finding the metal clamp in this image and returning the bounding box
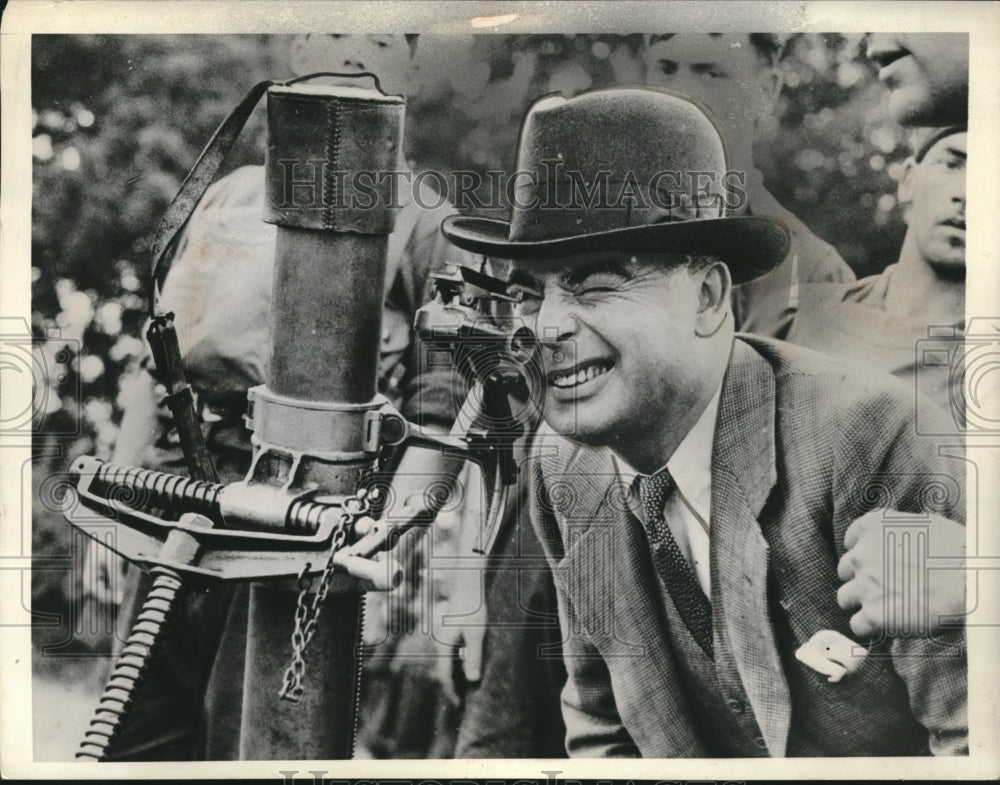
[247,386,388,460]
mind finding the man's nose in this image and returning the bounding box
[533,291,580,347]
[952,185,966,213]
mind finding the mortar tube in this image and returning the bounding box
[238,82,403,760]
[268,230,386,402]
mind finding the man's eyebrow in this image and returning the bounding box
[563,259,633,287]
[944,146,967,160]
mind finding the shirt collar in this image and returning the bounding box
[614,386,722,524]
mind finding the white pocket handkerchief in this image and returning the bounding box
[795,630,869,683]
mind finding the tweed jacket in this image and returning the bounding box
[529,336,967,757]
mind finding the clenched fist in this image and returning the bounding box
[837,510,966,638]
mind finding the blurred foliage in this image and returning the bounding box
[30,35,286,655]
[30,33,912,651]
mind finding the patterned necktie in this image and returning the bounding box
[637,469,714,659]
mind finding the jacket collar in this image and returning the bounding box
[712,338,778,517]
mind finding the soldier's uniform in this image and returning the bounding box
[730,171,856,337]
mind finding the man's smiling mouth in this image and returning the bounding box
[549,360,614,389]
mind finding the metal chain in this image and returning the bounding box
[279,485,379,703]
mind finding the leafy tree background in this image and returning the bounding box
[30,33,910,688]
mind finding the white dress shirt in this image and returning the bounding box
[614,387,721,597]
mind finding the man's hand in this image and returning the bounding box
[432,462,489,705]
[433,582,487,705]
[837,510,966,638]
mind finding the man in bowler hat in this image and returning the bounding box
[442,87,967,756]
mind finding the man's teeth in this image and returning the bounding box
[552,363,611,388]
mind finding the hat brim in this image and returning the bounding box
[441,214,791,284]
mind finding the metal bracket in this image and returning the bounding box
[63,455,400,588]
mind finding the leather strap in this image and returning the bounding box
[144,71,391,481]
[148,71,390,316]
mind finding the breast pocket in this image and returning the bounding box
[795,641,891,701]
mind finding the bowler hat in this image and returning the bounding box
[442,87,790,283]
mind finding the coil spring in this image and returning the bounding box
[96,462,223,518]
[75,464,355,759]
[96,462,342,536]
[76,566,182,761]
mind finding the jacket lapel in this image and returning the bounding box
[551,439,706,756]
[710,339,790,756]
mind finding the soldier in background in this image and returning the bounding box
[786,126,966,412]
[828,33,970,641]
[866,33,968,127]
[84,33,475,760]
[642,33,857,337]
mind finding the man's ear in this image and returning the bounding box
[897,157,916,205]
[695,260,732,337]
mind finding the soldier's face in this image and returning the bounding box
[507,252,710,449]
[904,132,966,273]
[291,34,411,94]
[642,34,777,155]
[867,34,968,125]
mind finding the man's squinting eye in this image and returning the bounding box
[926,146,966,171]
[928,155,965,171]
[574,272,628,294]
[656,59,680,76]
